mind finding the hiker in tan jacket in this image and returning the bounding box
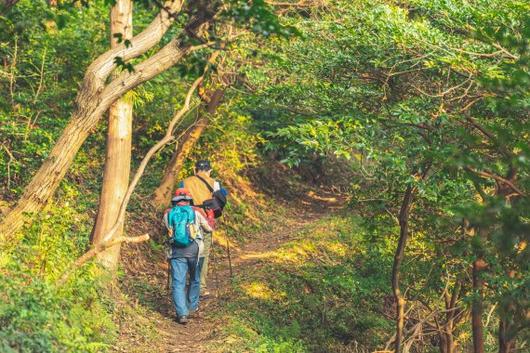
[177,160,227,297]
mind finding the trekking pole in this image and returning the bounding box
[166,244,172,293]
[167,258,171,293]
[226,235,233,279]
[211,233,220,300]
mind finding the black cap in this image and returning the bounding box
[195,160,212,171]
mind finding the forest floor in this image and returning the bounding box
[111,188,348,353]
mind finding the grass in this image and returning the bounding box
[208,214,394,353]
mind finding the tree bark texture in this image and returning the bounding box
[0,1,215,244]
[91,0,134,270]
[151,88,225,208]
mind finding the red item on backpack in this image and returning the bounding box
[193,206,216,230]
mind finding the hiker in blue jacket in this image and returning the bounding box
[163,188,213,324]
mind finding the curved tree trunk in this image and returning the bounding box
[392,184,415,353]
[151,88,224,209]
[90,0,133,270]
[57,62,218,286]
[0,0,216,244]
[391,164,430,353]
[152,118,208,208]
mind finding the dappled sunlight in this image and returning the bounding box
[241,281,282,301]
[0,253,9,269]
[269,241,317,265]
[239,250,276,261]
[306,190,337,203]
[321,241,348,258]
[213,230,240,250]
[2,0,526,352]
[268,239,350,267]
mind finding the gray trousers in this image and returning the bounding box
[200,231,212,289]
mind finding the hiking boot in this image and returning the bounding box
[188,307,200,318]
[200,290,211,300]
[177,315,189,325]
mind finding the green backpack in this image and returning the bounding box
[168,205,195,248]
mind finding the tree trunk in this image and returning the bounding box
[392,184,415,353]
[90,0,133,270]
[439,320,457,353]
[498,316,515,353]
[0,0,19,13]
[0,0,214,244]
[391,164,430,353]
[439,280,462,353]
[497,170,518,353]
[472,258,487,353]
[498,268,517,353]
[152,118,208,208]
[151,88,224,208]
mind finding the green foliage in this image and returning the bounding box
[233,0,529,350]
[0,0,108,196]
[196,108,264,173]
[224,0,299,38]
[264,117,364,167]
[212,215,393,353]
[0,202,116,352]
[1,0,529,351]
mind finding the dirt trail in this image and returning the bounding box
[114,190,345,353]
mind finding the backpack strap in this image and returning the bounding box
[195,175,214,193]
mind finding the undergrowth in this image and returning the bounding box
[0,201,116,352]
[209,214,393,353]
[0,84,275,352]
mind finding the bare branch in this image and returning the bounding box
[87,0,185,84]
[490,43,519,60]
[56,234,149,286]
[98,40,216,114]
[465,167,526,197]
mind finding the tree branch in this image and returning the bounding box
[56,234,149,286]
[101,50,221,244]
[87,0,185,84]
[98,40,215,114]
[465,167,526,197]
[55,51,220,286]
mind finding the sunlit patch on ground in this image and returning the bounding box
[239,250,276,261]
[213,230,240,250]
[271,241,317,265]
[306,190,337,203]
[241,281,279,300]
[322,241,348,257]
